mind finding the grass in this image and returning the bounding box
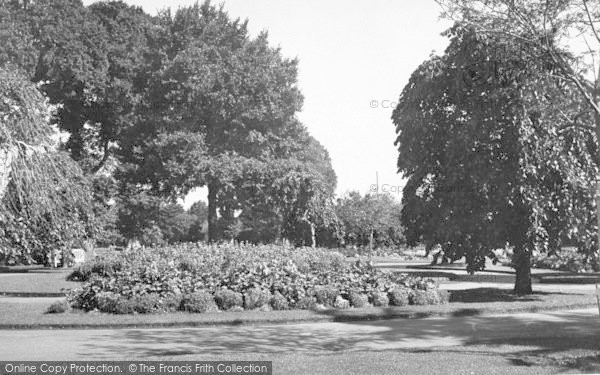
[0,288,595,329]
[0,270,80,296]
[164,350,578,375]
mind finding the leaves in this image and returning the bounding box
[393,27,598,276]
[0,68,95,264]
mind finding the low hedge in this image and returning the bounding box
[67,244,447,314]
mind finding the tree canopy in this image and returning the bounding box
[335,192,404,249]
[0,0,337,250]
[118,2,334,243]
[393,27,597,293]
[436,0,600,275]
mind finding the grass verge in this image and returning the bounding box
[0,289,595,330]
[0,270,80,297]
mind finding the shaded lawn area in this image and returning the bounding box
[11,306,597,374]
[0,270,80,296]
[0,288,595,329]
[161,349,591,375]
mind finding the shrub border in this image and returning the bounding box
[0,298,594,330]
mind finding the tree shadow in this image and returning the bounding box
[449,288,544,303]
[80,308,600,373]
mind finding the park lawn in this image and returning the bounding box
[0,289,595,329]
[0,270,80,296]
[164,349,590,375]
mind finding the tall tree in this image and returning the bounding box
[393,28,596,294]
[122,2,323,243]
[437,0,600,272]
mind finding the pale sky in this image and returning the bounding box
[85,0,452,206]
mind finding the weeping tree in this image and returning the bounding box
[436,0,600,278]
[393,28,597,294]
[0,68,95,265]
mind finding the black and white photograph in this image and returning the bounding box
[1,0,600,374]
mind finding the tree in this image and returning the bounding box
[121,2,327,243]
[437,0,600,272]
[0,67,95,264]
[0,0,160,172]
[116,191,164,246]
[233,135,338,246]
[336,192,404,250]
[90,174,122,246]
[186,200,208,242]
[393,28,596,294]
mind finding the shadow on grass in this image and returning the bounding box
[449,288,543,303]
[538,274,600,284]
[78,307,600,373]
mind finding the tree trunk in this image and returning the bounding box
[369,228,374,251]
[513,244,532,295]
[207,181,218,243]
[0,146,16,200]
[596,180,600,260]
[595,108,600,264]
[310,222,316,248]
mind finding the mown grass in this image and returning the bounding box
[0,270,80,296]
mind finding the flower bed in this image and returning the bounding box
[532,252,599,273]
[67,244,447,314]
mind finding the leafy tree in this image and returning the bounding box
[0,0,160,172]
[232,135,338,246]
[393,28,596,294]
[121,2,330,243]
[116,191,163,246]
[336,192,404,249]
[1,0,336,248]
[186,200,208,242]
[90,174,122,246]
[158,203,197,243]
[0,67,95,264]
[437,0,600,272]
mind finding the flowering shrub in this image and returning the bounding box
[532,252,600,273]
[334,295,350,309]
[371,291,389,307]
[244,288,271,310]
[389,288,411,306]
[46,300,69,314]
[348,291,369,308]
[214,289,244,310]
[270,292,289,310]
[67,257,123,281]
[314,286,340,306]
[67,243,447,313]
[411,289,449,305]
[182,291,217,313]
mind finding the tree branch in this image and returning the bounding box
[583,0,600,45]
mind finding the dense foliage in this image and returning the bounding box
[67,244,447,313]
[532,251,600,273]
[0,68,95,264]
[335,192,404,249]
[0,0,338,250]
[392,28,597,294]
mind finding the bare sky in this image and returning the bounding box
[85,0,452,205]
